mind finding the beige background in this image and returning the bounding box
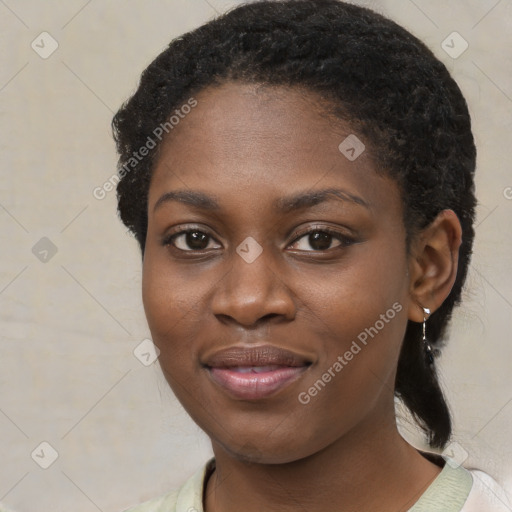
[0,0,511,510]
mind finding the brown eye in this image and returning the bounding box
[164,230,220,251]
[289,228,355,252]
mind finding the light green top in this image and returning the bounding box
[124,456,477,512]
[408,460,473,511]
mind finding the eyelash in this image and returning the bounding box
[162,225,356,253]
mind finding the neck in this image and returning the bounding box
[204,406,442,512]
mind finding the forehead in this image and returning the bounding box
[148,81,400,220]
[155,81,356,168]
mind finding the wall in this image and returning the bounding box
[0,1,511,510]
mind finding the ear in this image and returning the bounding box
[407,209,462,322]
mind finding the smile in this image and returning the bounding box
[203,344,312,400]
[206,365,310,400]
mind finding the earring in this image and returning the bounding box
[422,307,436,365]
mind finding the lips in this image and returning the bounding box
[203,345,312,400]
[204,345,311,368]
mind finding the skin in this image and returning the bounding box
[142,81,462,512]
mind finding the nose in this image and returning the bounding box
[211,243,296,328]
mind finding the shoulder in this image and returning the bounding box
[461,468,512,512]
[409,452,511,512]
[121,458,215,512]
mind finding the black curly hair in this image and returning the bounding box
[112,0,477,449]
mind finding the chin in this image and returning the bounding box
[215,434,322,465]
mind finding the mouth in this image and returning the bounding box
[202,345,313,400]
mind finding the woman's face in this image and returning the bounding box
[142,81,414,463]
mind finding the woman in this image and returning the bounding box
[112,1,511,510]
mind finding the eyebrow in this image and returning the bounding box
[153,187,370,213]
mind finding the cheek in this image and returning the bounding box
[141,249,213,370]
[294,239,409,402]
[299,238,408,337]
[142,251,182,349]
[142,264,197,406]
[293,304,407,447]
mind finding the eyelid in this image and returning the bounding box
[288,224,356,243]
[163,223,206,237]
